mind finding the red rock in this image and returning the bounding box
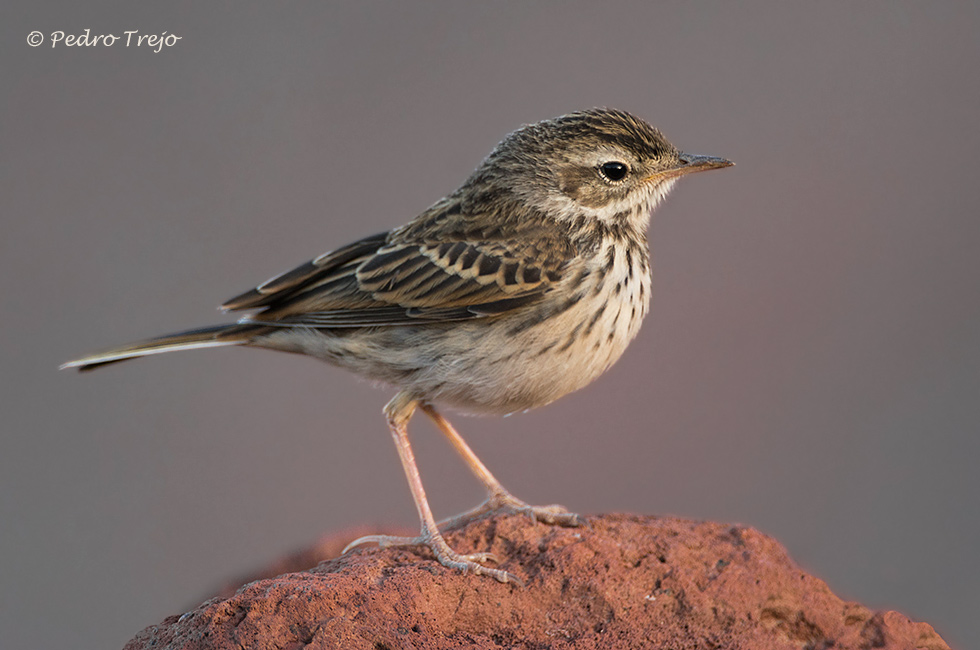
[124,514,949,649]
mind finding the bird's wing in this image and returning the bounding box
[221,203,575,328]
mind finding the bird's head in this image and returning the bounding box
[468,108,732,229]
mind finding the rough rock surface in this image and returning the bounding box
[124,514,949,649]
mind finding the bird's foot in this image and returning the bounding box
[438,490,587,531]
[343,529,523,586]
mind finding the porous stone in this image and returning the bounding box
[124,514,949,649]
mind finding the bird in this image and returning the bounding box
[62,108,732,585]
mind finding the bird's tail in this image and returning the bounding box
[60,324,265,372]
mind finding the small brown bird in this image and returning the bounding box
[63,109,732,584]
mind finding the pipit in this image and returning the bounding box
[63,108,732,584]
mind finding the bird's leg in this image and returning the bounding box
[419,403,585,531]
[343,391,521,585]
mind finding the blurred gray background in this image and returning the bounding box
[3,3,978,648]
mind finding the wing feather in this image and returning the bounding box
[221,231,389,311]
[224,201,575,328]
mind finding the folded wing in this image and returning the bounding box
[221,203,574,328]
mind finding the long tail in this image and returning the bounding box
[60,324,266,372]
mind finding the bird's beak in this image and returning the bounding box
[645,152,733,183]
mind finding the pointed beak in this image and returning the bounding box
[645,152,733,183]
[677,152,734,173]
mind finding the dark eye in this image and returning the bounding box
[599,161,629,182]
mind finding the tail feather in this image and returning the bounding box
[60,324,261,372]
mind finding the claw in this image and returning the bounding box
[342,534,420,555]
[456,550,499,564]
[523,504,587,528]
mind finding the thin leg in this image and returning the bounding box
[343,391,521,585]
[419,403,585,530]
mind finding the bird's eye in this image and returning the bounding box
[599,161,629,182]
